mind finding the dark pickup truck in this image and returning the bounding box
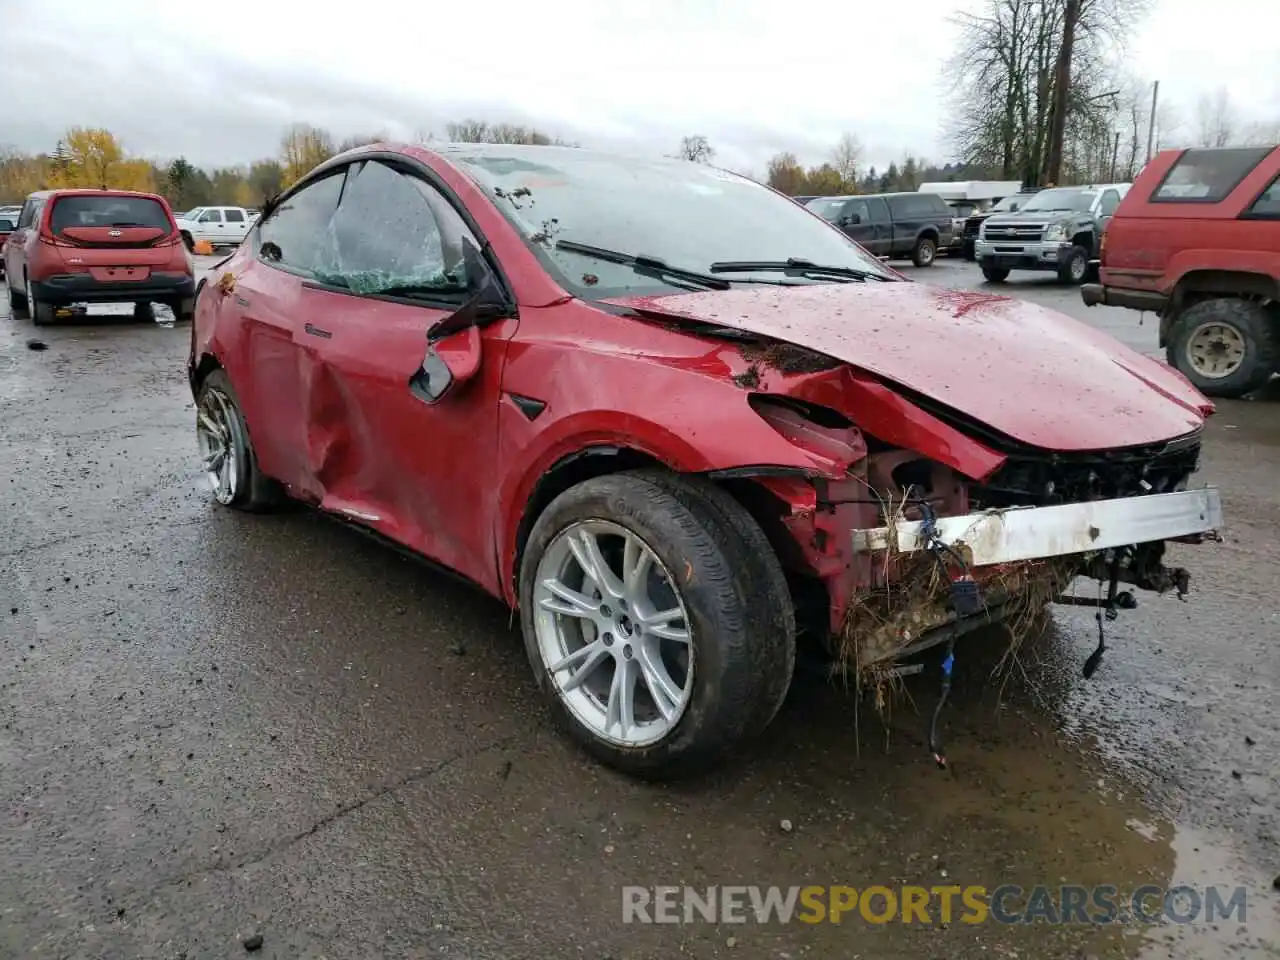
[805,192,954,267]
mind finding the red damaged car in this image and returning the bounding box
[188,143,1224,778]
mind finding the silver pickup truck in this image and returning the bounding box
[974,184,1129,285]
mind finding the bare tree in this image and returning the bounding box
[1195,87,1239,148]
[678,135,715,163]
[946,0,1149,186]
[829,132,863,183]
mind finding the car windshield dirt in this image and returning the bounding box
[49,196,171,233]
[451,147,895,297]
[1020,188,1096,213]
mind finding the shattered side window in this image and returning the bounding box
[314,160,469,296]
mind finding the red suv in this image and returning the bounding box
[189,143,1223,778]
[1082,145,1280,397]
[4,189,194,324]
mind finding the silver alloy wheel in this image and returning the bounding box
[532,519,694,747]
[918,241,934,265]
[1186,321,1246,379]
[1069,252,1087,281]
[195,387,240,504]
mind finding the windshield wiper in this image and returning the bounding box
[709,258,890,282]
[555,240,731,291]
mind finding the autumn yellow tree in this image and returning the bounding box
[280,124,335,187]
[46,128,154,191]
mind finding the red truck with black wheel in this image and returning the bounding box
[1082,144,1280,398]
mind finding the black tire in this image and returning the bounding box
[195,369,284,511]
[172,297,196,322]
[981,262,1009,283]
[963,241,976,262]
[8,278,28,315]
[29,283,55,326]
[519,470,796,779]
[133,301,154,321]
[912,236,937,267]
[1166,298,1278,398]
[636,471,795,735]
[1057,244,1089,285]
[181,231,194,252]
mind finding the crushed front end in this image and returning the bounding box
[732,380,1224,686]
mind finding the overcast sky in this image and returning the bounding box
[1,0,1277,174]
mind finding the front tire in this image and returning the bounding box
[519,471,796,779]
[195,369,283,510]
[912,236,937,267]
[1057,244,1089,285]
[1167,298,1277,398]
[981,261,1010,283]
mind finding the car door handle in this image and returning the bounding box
[304,323,332,339]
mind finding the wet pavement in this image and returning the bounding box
[1,257,1278,959]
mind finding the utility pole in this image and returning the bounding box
[1045,0,1081,185]
[1111,131,1121,181]
[1145,80,1160,165]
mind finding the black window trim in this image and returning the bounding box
[1148,146,1273,205]
[254,150,515,313]
[1240,171,1280,220]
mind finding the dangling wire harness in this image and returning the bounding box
[916,502,984,769]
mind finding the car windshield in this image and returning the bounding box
[183,207,202,220]
[1020,188,1096,212]
[449,147,895,297]
[992,194,1028,212]
[49,195,171,233]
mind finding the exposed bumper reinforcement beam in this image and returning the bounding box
[851,488,1223,566]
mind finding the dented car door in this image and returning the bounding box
[291,159,518,587]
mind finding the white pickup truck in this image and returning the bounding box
[175,206,258,250]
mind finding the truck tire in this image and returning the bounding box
[912,236,937,267]
[518,470,796,779]
[981,262,1009,283]
[1057,245,1090,285]
[181,231,194,252]
[1167,298,1277,398]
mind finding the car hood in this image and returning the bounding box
[608,281,1211,452]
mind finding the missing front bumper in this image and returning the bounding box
[840,488,1224,669]
[851,488,1223,566]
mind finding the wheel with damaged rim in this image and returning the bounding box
[519,470,795,779]
[1167,297,1278,399]
[195,369,283,510]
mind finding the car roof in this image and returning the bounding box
[25,188,165,200]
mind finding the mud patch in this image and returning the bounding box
[731,364,761,389]
[740,340,842,375]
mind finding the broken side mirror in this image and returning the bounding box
[408,240,507,404]
[410,325,482,404]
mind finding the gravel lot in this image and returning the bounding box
[2,254,1277,959]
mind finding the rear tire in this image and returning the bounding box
[181,232,194,252]
[29,284,55,326]
[981,262,1010,283]
[1057,245,1089,285]
[8,279,27,315]
[172,297,196,322]
[1167,298,1277,398]
[195,369,284,511]
[133,301,154,321]
[518,470,796,779]
[912,236,937,267]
